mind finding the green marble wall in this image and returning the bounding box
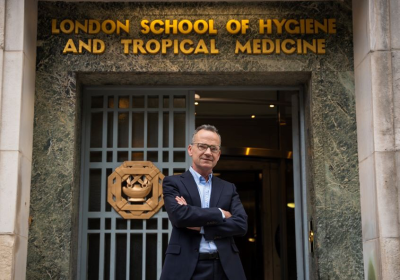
[28,2,363,280]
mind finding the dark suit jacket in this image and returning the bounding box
[160,170,248,280]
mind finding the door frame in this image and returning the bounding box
[76,86,308,280]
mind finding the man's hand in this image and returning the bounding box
[221,209,232,219]
[175,196,231,231]
[175,197,200,231]
[187,227,201,231]
[175,196,187,205]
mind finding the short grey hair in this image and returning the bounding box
[191,124,222,145]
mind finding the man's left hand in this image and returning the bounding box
[175,196,187,205]
[175,196,201,231]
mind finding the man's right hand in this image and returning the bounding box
[221,209,232,219]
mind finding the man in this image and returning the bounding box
[160,124,247,280]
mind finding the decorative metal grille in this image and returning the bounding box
[79,88,194,280]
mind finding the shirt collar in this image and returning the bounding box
[189,166,213,184]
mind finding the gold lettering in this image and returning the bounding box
[209,20,218,35]
[102,20,116,35]
[63,39,78,54]
[285,19,300,34]
[161,39,173,54]
[75,20,88,34]
[121,39,132,54]
[150,20,165,35]
[133,40,147,54]
[300,19,305,34]
[276,39,281,54]
[305,19,314,34]
[210,39,219,54]
[253,39,261,54]
[60,19,74,34]
[281,39,296,54]
[328,19,337,34]
[52,19,60,34]
[174,39,179,54]
[262,39,274,54]
[116,20,130,34]
[259,19,272,34]
[226,20,241,35]
[194,20,208,35]
[314,19,328,34]
[235,40,252,54]
[272,19,287,34]
[178,20,193,35]
[317,39,326,54]
[180,39,194,54]
[297,39,302,54]
[194,39,209,54]
[146,39,161,54]
[79,39,91,53]
[241,20,249,34]
[140,20,150,34]
[93,39,105,54]
[303,39,317,54]
[165,20,178,34]
[89,20,101,34]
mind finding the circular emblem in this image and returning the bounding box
[107,161,164,219]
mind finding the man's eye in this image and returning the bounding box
[210,146,218,152]
[199,144,208,149]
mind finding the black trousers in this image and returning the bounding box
[191,259,228,280]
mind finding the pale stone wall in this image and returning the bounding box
[353,0,400,279]
[0,0,37,280]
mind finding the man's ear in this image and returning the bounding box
[188,145,193,157]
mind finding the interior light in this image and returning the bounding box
[269,104,275,108]
[194,102,199,105]
[248,238,256,242]
[251,115,255,118]
[245,148,250,156]
[287,203,295,209]
[195,94,201,100]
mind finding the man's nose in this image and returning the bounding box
[204,147,212,154]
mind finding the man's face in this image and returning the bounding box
[188,129,221,176]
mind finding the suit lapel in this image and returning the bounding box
[210,176,223,207]
[180,171,202,207]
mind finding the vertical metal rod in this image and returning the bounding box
[299,88,310,279]
[291,93,305,280]
[142,222,147,280]
[110,218,116,280]
[157,217,163,279]
[126,226,130,280]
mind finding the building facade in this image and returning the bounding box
[0,0,398,280]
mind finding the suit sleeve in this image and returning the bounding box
[203,184,248,240]
[163,176,224,228]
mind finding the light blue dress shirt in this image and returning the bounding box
[189,167,224,253]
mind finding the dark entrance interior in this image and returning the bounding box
[195,90,297,280]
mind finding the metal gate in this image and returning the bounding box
[78,88,195,280]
